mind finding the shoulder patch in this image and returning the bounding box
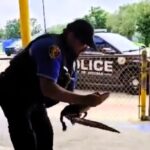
[49,45,61,59]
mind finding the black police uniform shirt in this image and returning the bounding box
[29,35,77,90]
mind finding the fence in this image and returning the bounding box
[0,52,150,121]
[76,54,141,95]
[74,53,140,120]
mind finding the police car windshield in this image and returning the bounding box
[95,33,140,52]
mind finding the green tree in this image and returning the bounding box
[106,0,150,41]
[106,4,137,39]
[5,19,20,39]
[30,18,42,36]
[0,28,5,39]
[106,14,121,32]
[5,18,42,39]
[137,11,150,46]
[83,7,108,29]
[47,24,66,34]
[136,0,150,46]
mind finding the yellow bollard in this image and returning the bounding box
[140,50,147,120]
[18,0,31,48]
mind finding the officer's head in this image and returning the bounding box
[63,19,96,56]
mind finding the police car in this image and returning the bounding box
[76,33,144,95]
[3,39,22,56]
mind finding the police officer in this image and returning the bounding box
[0,19,109,150]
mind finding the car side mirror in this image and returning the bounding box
[101,48,116,54]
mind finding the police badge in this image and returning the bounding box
[49,45,61,59]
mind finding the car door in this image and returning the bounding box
[76,36,123,91]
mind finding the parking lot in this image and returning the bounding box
[0,55,150,150]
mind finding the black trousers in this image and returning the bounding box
[0,72,53,150]
[0,73,53,150]
[1,100,54,150]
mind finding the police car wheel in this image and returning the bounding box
[128,76,140,95]
[126,73,140,95]
[5,51,11,56]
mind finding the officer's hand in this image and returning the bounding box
[84,92,109,107]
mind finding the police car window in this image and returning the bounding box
[95,33,139,52]
[86,36,103,52]
[93,36,116,54]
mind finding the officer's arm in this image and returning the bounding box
[39,77,87,105]
[39,77,109,106]
[30,39,108,106]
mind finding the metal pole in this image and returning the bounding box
[42,0,47,33]
[140,50,147,120]
[18,0,31,47]
[149,67,150,116]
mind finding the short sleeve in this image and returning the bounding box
[30,37,62,83]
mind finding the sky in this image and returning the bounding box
[0,0,141,29]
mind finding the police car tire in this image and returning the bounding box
[124,71,140,95]
[5,51,11,56]
[128,75,140,95]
